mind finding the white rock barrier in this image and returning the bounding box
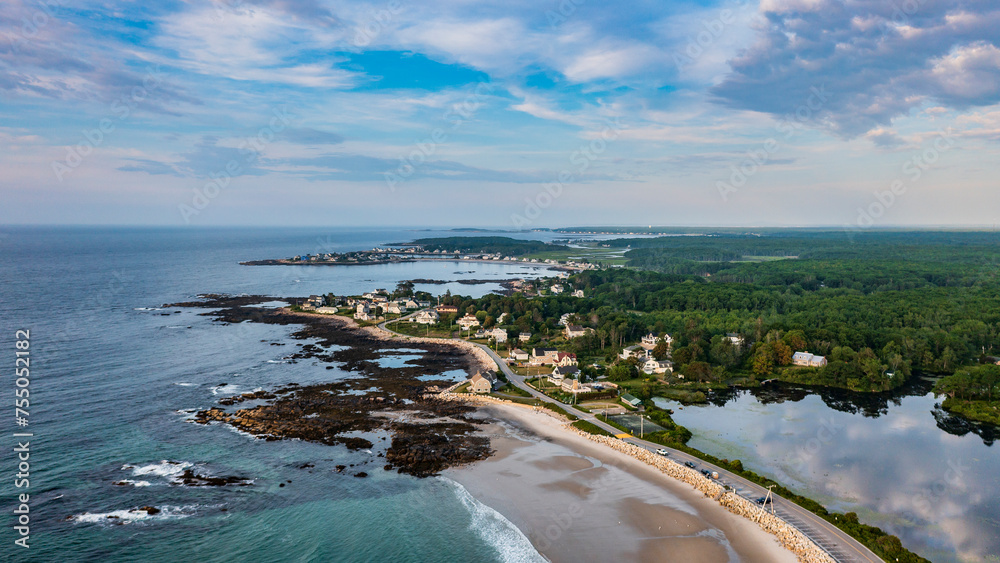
[567,431,837,563]
[441,392,837,563]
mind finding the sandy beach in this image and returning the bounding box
[446,403,798,563]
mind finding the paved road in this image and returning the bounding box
[379,314,882,563]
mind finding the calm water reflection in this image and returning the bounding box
[654,378,1000,563]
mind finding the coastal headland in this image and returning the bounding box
[170,294,838,562]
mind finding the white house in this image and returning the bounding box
[572,289,585,298]
[642,359,673,375]
[457,314,481,330]
[488,328,508,343]
[509,348,529,361]
[519,332,532,342]
[564,325,590,339]
[413,310,440,324]
[551,284,564,294]
[724,333,745,347]
[560,378,592,394]
[792,352,828,367]
[555,352,578,366]
[315,306,338,314]
[641,333,672,350]
[620,345,648,360]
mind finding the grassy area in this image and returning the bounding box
[496,383,531,397]
[571,420,613,436]
[655,388,708,404]
[941,397,1000,426]
[390,321,454,339]
[454,382,470,393]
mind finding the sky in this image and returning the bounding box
[2,0,1000,228]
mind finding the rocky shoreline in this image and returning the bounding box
[169,294,496,477]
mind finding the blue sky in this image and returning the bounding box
[2,0,999,228]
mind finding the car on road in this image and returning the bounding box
[655,448,668,456]
[684,461,696,468]
[700,469,711,477]
[755,496,773,505]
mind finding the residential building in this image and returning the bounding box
[572,289,585,298]
[413,310,440,324]
[555,352,578,366]
[530,348,558,365]
[792,352,828,367]
[621,393,642,407]
[509,348,529,361]
[552,365,580,378]
[551,284,565,294]
[564,325,590,339]
[436,305,459,315]
[315,306,338,314]
[469,371,498,393]
[724,333,745,347]
[560,378,592,394]
[620,345,647,360]
[457,314,481,330]
[519,332,531,342]
[488,328,508,343]
[642,359,673,375]
[641,333,673,350]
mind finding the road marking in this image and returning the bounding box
[615,433,631,439]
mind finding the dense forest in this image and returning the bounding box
[446,230,1000,394]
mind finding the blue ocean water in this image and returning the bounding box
[0,226,558,562]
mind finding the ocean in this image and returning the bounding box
[0,226,560,562]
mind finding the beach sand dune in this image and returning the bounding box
[446,404,798,563]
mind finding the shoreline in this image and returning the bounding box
[444,401,803,563]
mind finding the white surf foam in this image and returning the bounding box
[443,478,548,563]
[127,460,192,478]
[70,505,191,524]
[210,384,239,396]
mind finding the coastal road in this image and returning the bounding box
[378,315,882,563]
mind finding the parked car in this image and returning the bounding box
[756,496,773,505]
[684,461,696,468]
[700,469,711,477]
[655,448,669,456]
